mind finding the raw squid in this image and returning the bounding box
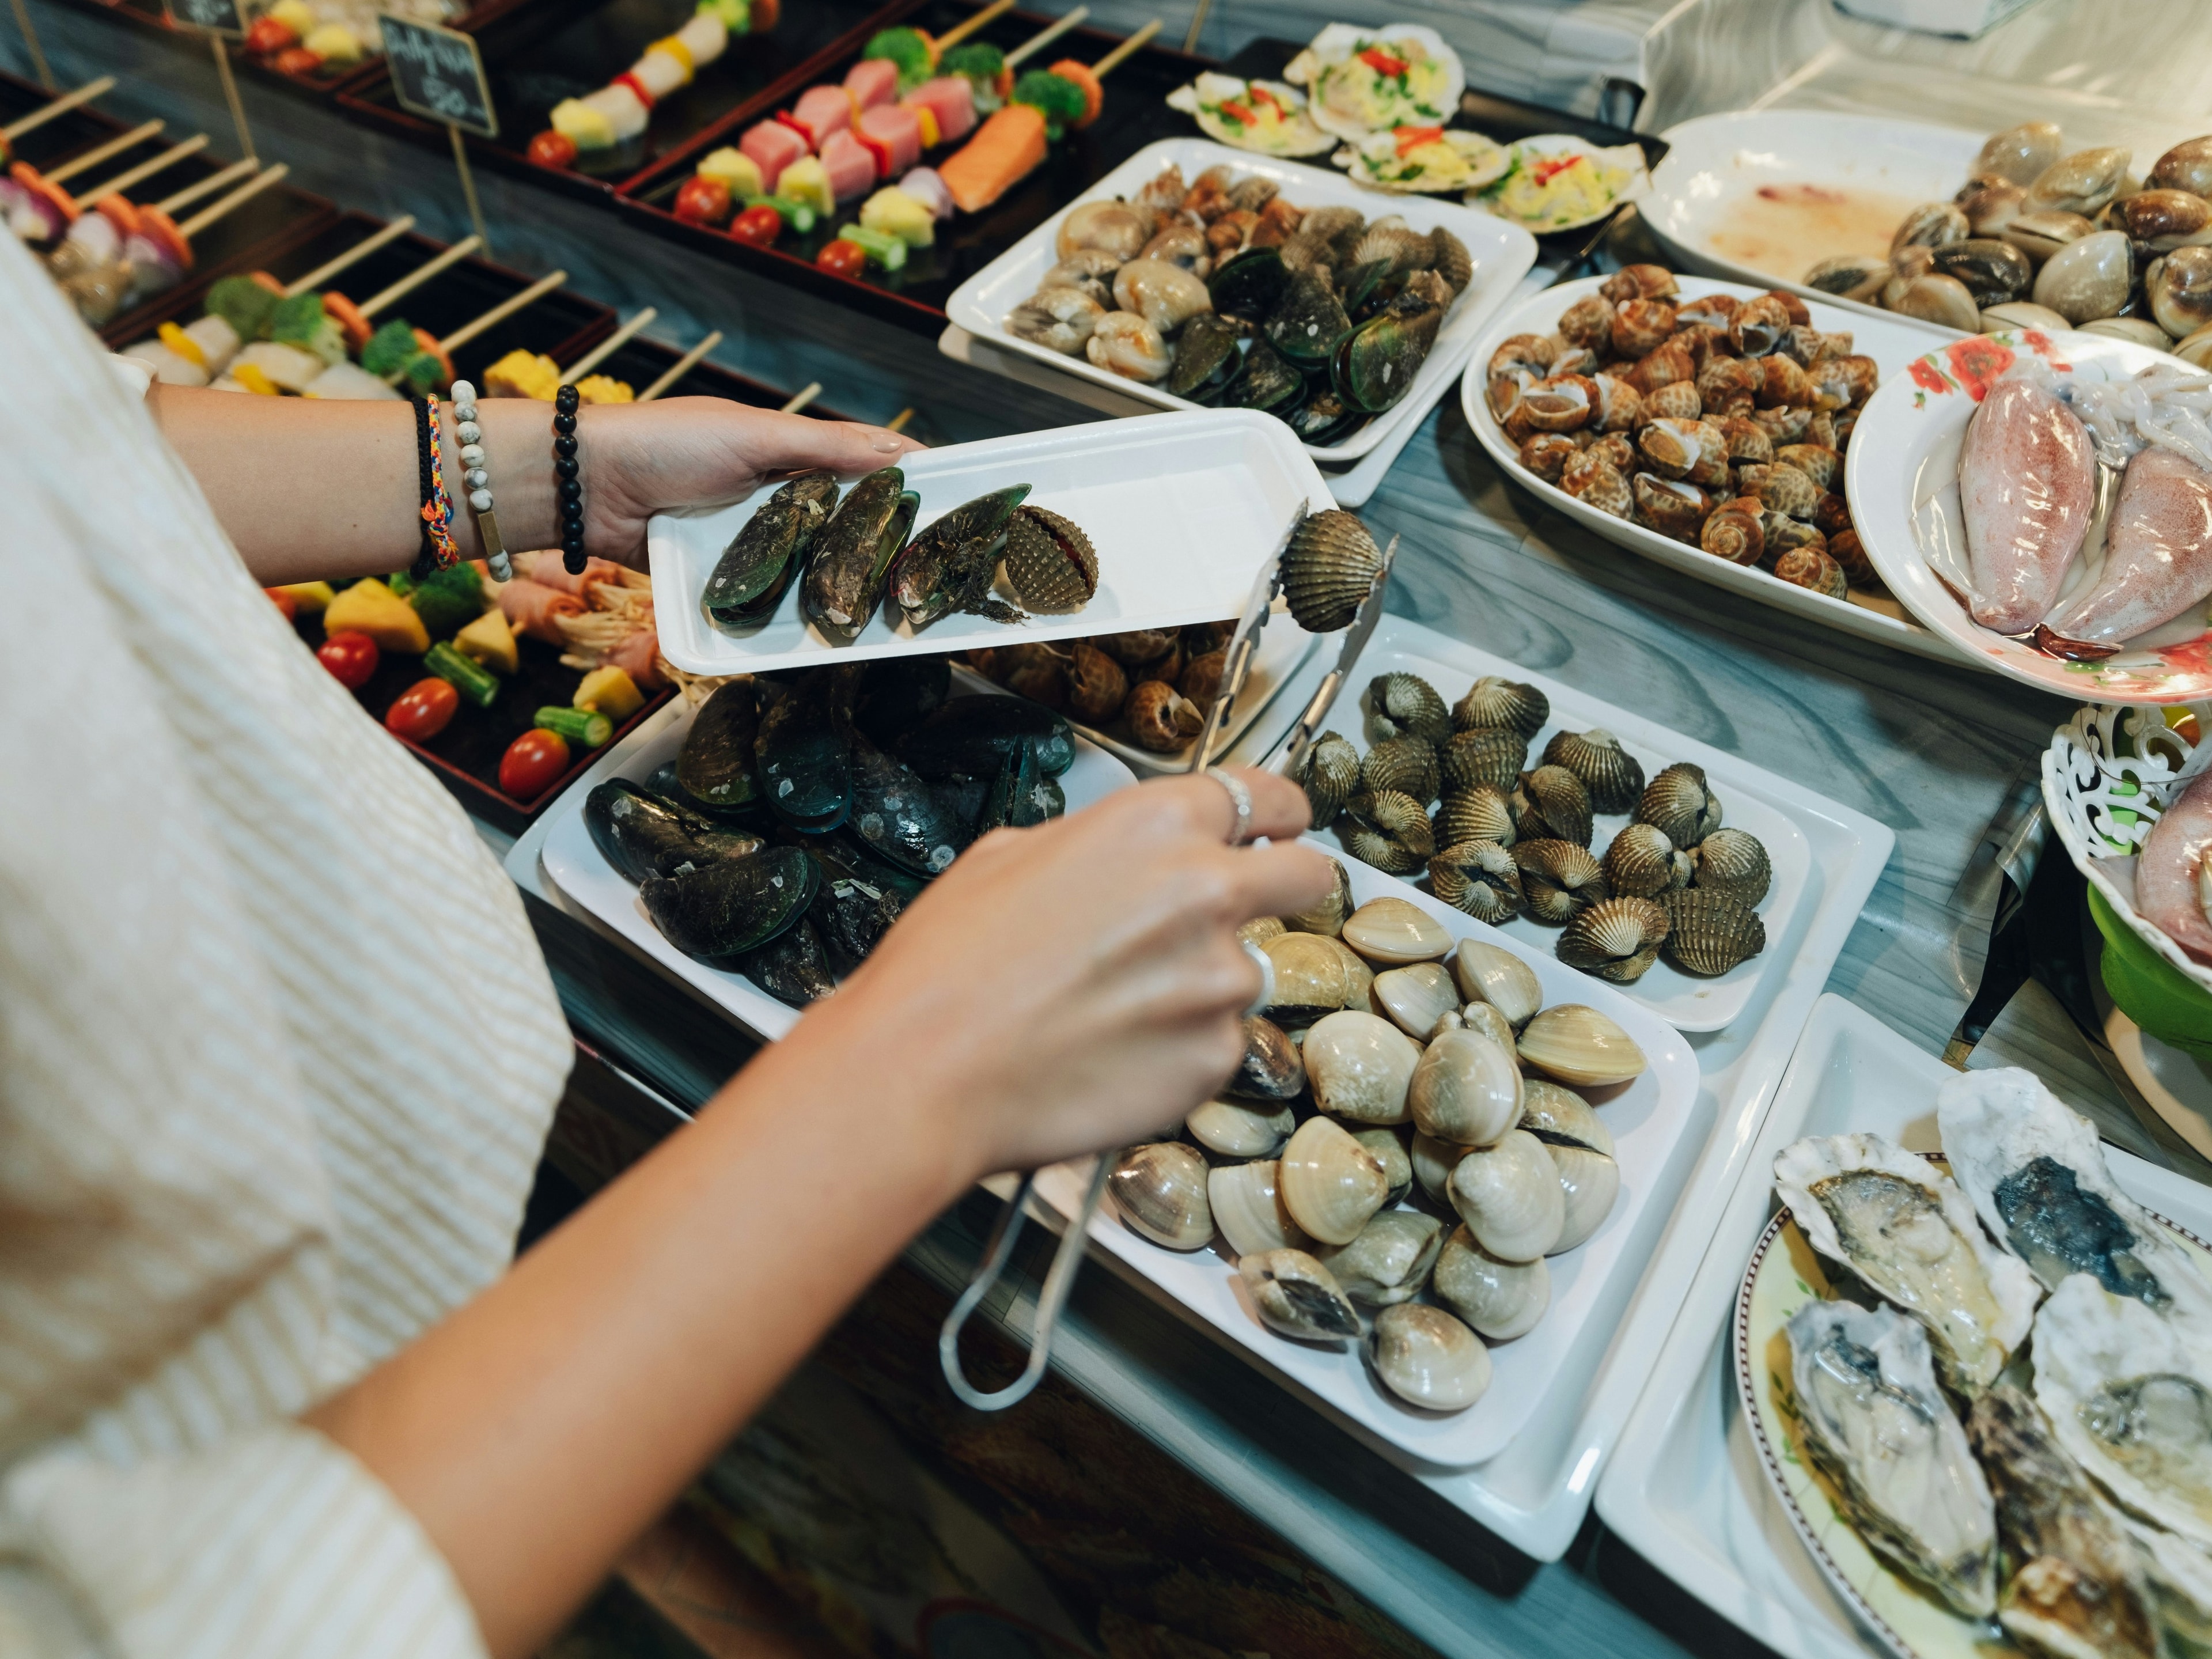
[1959,378,2099,634]
[2138,769,2212,964]
[2038,447,2212,656]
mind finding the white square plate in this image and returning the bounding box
[1034,842,1701,1469]
[943,137,1540,466]
[537,686,1137,1042]
[1596,994,2212,1659]
[648,410,1331,676]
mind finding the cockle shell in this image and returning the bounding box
[1000,505,1099,611]
[1601,821,1691,896]
[1241,1247,1362,1340]
[1282,509,1387,632]
[1513,838,1608,923]
[1434,1226,1549,1340]
[1556,895,1670,983]
[1110,1142,1214,1248]
[1540,727,1645,814]
[1514,763,1594,847]
[1426,226,1473,297]
[1441,726,1528,791]
[1660,886,1766,975]
[1430,838,1523,924]
[1298,730,1362,828]
[1359,734,1438,804]
[1455,676,1548,737]
[1434,783,1517,848]
[1368,672,1452,744]
[1365,1304,1491,1411]
[1693,827,1771,906]
[1635,761,1722,847]
[1343,790,1434,874]
[1517,1003,1645,1087]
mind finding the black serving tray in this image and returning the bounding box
[112,209,617,381]
[335,0,900,201]
[567,331,853,418]
[616,0,1208,334]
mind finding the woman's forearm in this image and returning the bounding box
[305,991,979,1659]
[148,383,570,585]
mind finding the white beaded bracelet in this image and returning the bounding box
[450,380,513,582]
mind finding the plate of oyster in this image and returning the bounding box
[944,137,1538,466]
[1034,844,1699,1465]
[1740,1064,2212,1659]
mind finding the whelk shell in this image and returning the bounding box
[1635,760,1722,847]
[1556,894,1671,983]
[1341,895,1454,965]
[1601,820,1692,897]
[1434,1226,1550,1340]
[1513,838,1609,923]
[1541,727,1646,815]
[1208,1160,1310,1256]
[1110,1142,1214,1249]
[1453,938,1543,1028]
[1241,1248,1362,1341]
[1302,1008,1420,1125]
[1366,1304,1491,1411]
[1317,1209,1444,1306]
[1278,1115,1391,1245]
[1692,826,1771,906]
[1429,838,1523,925]
[1700,498,1765,565]
[1661,886,1767,975]
[1282,509,1387,632]
[1517,1003,1646,1088]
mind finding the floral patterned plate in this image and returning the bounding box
[1846,329,2212,704]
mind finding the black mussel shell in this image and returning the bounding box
[895,694,1075,781]
[1166,313,1244,403]
[1286,390,1365,447]
[1040,775,1065,819]
[1338,256,1393,319]
[975,738,1052,834]
[814,827,930,899]
[1208,245,1287,319]
[1266,267,1351,373]
[584,779,763,884]
[847,734,974,876]
[934,775,990,834]
[1331,292,1443,415]
[1224,336,1304,416]
[808,859,909,971]
[701,469,839,628]
[641,844,819,961]
[737,915,838,1006]
[851,656,951,748]
[754,674,853,832]
[801,468,916,641]
[676,679,762,813]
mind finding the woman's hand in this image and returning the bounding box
[580,398,922,569]
[791,767,1334,1185]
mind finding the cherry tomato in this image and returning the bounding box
[244,14,297,52]
[385,677,459,742]
[674,175,732,226]
[816,238,868,279]
[730,203,782,247]
[316,629,380,690]
[273,46,324,75]
[499,728,571,800]
[527,129,579,169]
[265,586,297,621]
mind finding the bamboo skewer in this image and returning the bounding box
[637,330,721,402]
[281,215,418,297]
[42,119,162,187]
[1003,5,1089,70]
[1088,17,1160,77]
[357,234,483,317]
[932,0,1014,50]
[70,134,207,207]
[778,381,822,414]
[560,307,657,384]
[1,75,115,141]
[419,269,568,363]
[886,406,915,433]
[153,156,256,215]
[177,163,288,241]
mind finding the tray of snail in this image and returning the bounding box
[1461,268,1971,666]
[1033,850,1699,1467]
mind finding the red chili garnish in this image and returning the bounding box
[612,70,655,109]
[1393,126,1444,157]
[1218,99,1253,124]
[1531,155,1586,186]
[1249,84,1283,113]
[1358,47,1409,77]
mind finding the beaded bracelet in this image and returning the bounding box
[410,395,461,581]
[555,382,585,574]
[449,380,512,582]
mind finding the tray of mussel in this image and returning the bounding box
[649,408,1330,674]
[945,137,1538,464]
[538,656,1135,1039]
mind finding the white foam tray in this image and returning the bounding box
[1595,994,2212,1659]
[648,410,1331,675]
[536,686,1136,1041]
[1460,274,1971,667]
[943,136,1540,467]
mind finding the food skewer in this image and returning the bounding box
[559,306,657,386]
[0,75,116,156]
[637,329,721,402]
[41,135,209,281]
[778,380,821,414]
[70,134,209,207]
[39,119,164,187]
[528,0,783,169]
[281,214,419,296]
[53,160,284,325]
[937,18,1159,214]
[851,0,1014,99]
[400,268,569,391]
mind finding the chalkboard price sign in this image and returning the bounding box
[164,0,245,37]
[382,15,498,139]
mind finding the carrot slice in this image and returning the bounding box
[1045,58,1103,127]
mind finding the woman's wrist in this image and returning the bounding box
[438,396,584,564]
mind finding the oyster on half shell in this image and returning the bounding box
[1786,1300,1998,1618]
[1773,1132,2041,1395]
[1938,1067,2212,1325]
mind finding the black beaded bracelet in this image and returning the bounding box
[555,384,586,574]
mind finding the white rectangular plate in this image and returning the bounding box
[1285,637,1824,1033]
[649,410,1332,676]
[1459,273,1974,666]
[1596,994,2212,1659]
[1035,842,1702,1469]
[944,136,1540,466]
[537,687,1137,1042]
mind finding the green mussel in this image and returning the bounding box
[640,843,819,962]
[895,694,1075,781]
[848,733,974,876]
[1331,291,1443,415]
[737,915,838,1005]
[754,675,851,832]
[801,468,920,641]
[700,470,839,628]
[889,485,1031,630]
[1209,246,1287,320]
[1225,336,1303,416]
[584,778,764,883]
[675,679,761,813]
[1166,313,1244,402]
[1266,267,1351,374]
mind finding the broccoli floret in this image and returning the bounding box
[206,275,281,340]
[863,26,933,89]
[938,41,1003,81]
[1013,69,1086,137]
[360,319,419,377]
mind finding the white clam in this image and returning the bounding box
[1365,1304,1491,1411]
[1448,1128,1565,1261]
[1109,1142,1214,1249]
[1283,856,1354,936]
[1207,1160,1310,1256]
[1516,1003,1646,1088]
[1241,1248,1362,1342]
[1453,938,1543,1027]
[1520,1078,1619,1252]
[1279,1115,1391,1245]
[1316,1210,1444,1305]
[1302,1010,1421,1125]
[1350,1125,1413,1206]
[1410,1022,1525,1146]
[1434,1226,1550,1340]
[1457,1001,1517,1049]
[1341,896,1455,965]
[1373,961,1458,1040]
[1411,1130,1469,1202]
[1185,1097,1295,1158]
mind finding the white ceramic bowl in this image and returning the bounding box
[1845,327,2212,703]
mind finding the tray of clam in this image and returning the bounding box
[1461,264,1971,665]
[1033,846,1699,1464]
[944,136,1539,466]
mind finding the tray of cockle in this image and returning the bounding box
[647,408,1331,674]
[1737,1059,2212,1659]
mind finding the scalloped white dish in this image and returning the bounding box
[1459,273,1968,665]
[1034,842,1700,1469]
[1846,329,2212,704]
[942,136,1539,466]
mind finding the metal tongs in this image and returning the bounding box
[938,513,1399,1410]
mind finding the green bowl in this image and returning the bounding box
[2091,885,2212,1059]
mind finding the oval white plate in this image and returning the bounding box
[1035,840,1700,1469]
[1846,327,2212,703]
[1643,110,1985,333]
[1459,273,1967,665]
[942,135,1539,467]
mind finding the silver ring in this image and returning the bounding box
[1206,767,1253,846]
[1241,938,1276,1019]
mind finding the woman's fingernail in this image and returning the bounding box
[871,431,905,452]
